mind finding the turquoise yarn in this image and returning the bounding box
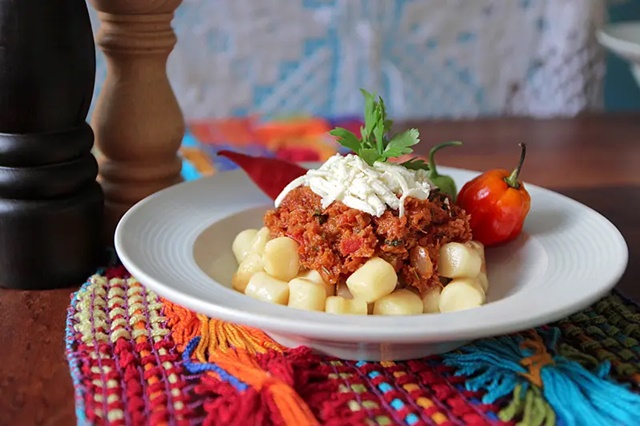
[181,156,202,181]
[180,131,204,181]
[541,358,639,426]
[442,328,640,426]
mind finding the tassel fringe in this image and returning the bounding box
[443,327,640,426]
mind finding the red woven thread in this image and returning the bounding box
[114,339,147,425]
[133,340,179,425]
[190,346,365,426]
[72,266,196,426]
[78,343,106,424]
[354,361,442,426]
[259,347,358,425]
[106,265,130,280]
[156,342,193,423]
[287,351,355,424]
[325,360,397,424]
[197,376,276,426]
[407,359,505,426]
[392,366,458,424]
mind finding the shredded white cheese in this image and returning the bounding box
[274,154,436,217]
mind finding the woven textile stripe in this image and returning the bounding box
[66,267,640,425]
[66,270,191,425]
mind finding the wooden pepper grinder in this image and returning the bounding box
[0,0,103,289]
[89,0,185,240]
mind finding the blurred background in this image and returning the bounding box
[86,0,640,176]
[87,0,640,120]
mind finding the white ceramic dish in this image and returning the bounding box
[115,166,628,361]
[597,21,640,87]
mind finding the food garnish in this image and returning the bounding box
[329,89,421,167]
[220,90,462,204]
[274,153,435,217]
[422,141,463,201]
[218,150,306,200]
[273,90,470,217]
[457,143,531,247]
[329,89,461,200]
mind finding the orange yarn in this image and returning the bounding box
[162,299,319,426]
[180,147,216,176]
[162,300,202,352]
[519,331,555,388]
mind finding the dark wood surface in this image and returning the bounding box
[1,114,639,425]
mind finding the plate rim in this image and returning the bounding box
[115,166,629,343]
[597,21,640,60]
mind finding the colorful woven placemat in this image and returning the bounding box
[67,117,640,425]
[66,266,640,426]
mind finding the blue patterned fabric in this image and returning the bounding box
[88,0,606,120]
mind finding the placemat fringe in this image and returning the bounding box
[442,328,640,426]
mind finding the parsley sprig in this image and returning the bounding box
[329,89,425,168]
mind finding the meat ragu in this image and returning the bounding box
[264,186,473,295]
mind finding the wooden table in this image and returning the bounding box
[1,114,639,425]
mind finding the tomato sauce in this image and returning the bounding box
[264,186,472,295]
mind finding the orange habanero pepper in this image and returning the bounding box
[457,143,531,247]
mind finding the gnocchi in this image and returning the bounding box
[438,242,482,278]
[336,282,353,299]
[232,228,258,264]
[298,269,334,297]
[231,252,264,292]
[421,285,442,314]
[373,289,423,315]
[438,278,486,313]
[250,227,271,256]
[466,241,489,292]
[230,228,491,315]
[244,271,289,305]
[346,257,397,303]
[262,237,300,281]
[476,272,489,293]
[325,296,368,315]
[288,277,327,311]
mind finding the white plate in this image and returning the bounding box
[597,21,640,87]
[115,166,628,361]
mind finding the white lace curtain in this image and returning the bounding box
[89,0,608,120]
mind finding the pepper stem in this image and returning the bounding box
[428,140,463,176]
[505,143,527,188]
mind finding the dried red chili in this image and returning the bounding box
[218,150,307,201]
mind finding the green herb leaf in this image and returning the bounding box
[329,127,361,153]
[400,157,429,171]
[359,148,383,166]
[373,96,387,153]
[360,89,377,139]
[327,89,438,171]
[383,128,420,158]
